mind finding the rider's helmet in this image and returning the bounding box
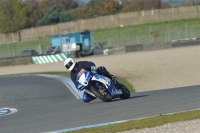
[64,58,76,71]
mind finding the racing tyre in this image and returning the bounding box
[117,83,130,99]
[90,85,112,102]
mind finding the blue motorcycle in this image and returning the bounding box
[77,69,130,102]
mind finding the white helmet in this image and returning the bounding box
[64,58,76,71]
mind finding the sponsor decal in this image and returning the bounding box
[0,108,18,117]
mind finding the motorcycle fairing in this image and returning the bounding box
[77,70,122,98]
[92,74,122,97]
[77,70,92,90]
[92,74,111,88]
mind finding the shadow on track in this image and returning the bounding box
[86,94,149,104]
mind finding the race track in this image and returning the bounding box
[0,75,200,133]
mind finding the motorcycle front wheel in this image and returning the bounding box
[90,85,112,102]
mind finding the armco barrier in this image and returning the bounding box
[172,40,200,47]
[143,42,172,50]
[125,44,143,52]
[32,53,70,64]
[103,46,126,55]
[103,40,200,55]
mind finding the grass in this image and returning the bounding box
[92,18,200,47]
[0,37,50,58]
[1,18,200,58]
[118,77,134,93]
[65,110,200,133]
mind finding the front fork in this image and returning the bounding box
[95,83,110,96]
[83,83,106,98]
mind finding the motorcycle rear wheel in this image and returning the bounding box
[90,85,112,102]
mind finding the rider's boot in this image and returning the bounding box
[82,91,96,103]
[97,66,118,85]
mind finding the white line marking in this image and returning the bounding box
[37,74,81,99]
[49,108,200,133]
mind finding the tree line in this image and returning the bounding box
[0,0,178,34]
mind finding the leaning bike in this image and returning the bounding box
[77,69,130,102]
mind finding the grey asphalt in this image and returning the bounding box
[0,75,200,133]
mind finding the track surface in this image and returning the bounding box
[0,75,200,133]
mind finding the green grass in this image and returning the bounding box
[65,110,200,133]
[1,18,200,57]
[0,37,50,58]
[118,77,134,93]
[92,18,200,47]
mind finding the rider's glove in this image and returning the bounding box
[91,66,96,70]
[111,75,118,83]
[91,66,97,73]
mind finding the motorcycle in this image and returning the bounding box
[77,69,130,102]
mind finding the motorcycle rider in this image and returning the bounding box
[64,58,118,103]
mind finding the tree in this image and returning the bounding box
[60,11,73,22]
[39,0,78,15]
[0,0,29,33]
[144,0,162,10]
[121,0,163,13]
[86,0,105,16]
[70,6,96,20]
[120,0,144,12]
[38,4,62,26]
[36,0,78,26]
[25,0,43,27]
[162,2,171,9]
[87,0,107,8]
[97,0,120,16]
[39,0,56,15]
[57,0,78,10]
